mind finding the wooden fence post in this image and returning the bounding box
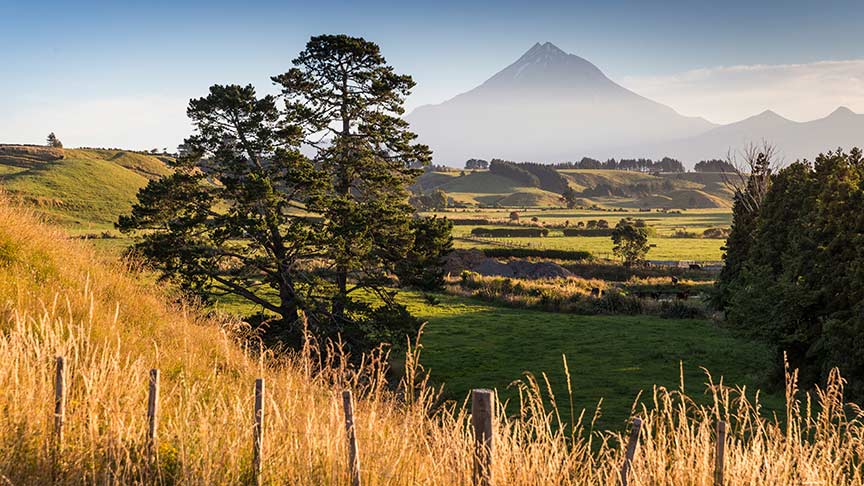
[714,420,726,486]
[146,369,160,457]
[342,390,362,486]
[253,378,265,486]
[471,389,494,486]
[53,356,66,473]
[620,417,642,486]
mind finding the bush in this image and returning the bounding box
[659,300,706,319]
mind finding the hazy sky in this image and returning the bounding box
[2,0,864,150]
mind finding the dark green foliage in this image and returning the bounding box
[464,158,488,170]
[694,159,736,172]
[117,84,320,346]
[517,162,570,193]
[488,159,540,187]
[653,157,686,172]
[271,34,432,348]
[715,149,773,308]
[721,148,864,396]
[46,132,63,148]
[560,187,580,208]
[409,188,447,210]
[120,35,442,355]
[611,218,650,267]
[395,216,453,290]
[470,227,548,237]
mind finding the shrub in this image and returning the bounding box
[659,300,706,319]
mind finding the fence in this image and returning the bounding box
[48,355,729,486]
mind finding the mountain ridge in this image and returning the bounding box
[407,42,862,167]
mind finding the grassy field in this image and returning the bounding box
[400,292,779,428]
[432,208,731,260]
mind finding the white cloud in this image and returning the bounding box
[0,96,190,150]
[620,59,864,124]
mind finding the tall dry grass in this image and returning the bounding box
[1,200,864,485]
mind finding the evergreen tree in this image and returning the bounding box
[714,147,775,308]
[119,35,449,354]
[117,84,322,345]
[394,216,453,290]
[46,132,62,148]
[272,34,432,329]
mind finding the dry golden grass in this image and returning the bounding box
[1,200,864,485]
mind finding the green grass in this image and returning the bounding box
[0,148,169,227]
[212,287,779,428]
[402,291,780,429]
[438,208,731,260]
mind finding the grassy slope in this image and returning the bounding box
[402,292,780,428]
[0,148,169,228]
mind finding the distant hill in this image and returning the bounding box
[0,145,170,227]
[406,42,715,165]
[415,167,732,209]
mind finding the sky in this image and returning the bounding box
[2,0,864,150]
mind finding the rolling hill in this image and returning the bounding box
[0,145,170,227]
[416,168,733,209]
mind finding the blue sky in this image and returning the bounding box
[2,0,864,149]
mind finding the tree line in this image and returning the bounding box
[466,156,736,173]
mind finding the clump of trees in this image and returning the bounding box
[489,159,540,187]
[464,158,489,170]
[716,146,864,397]
[410,189,448,210]
[517,162,570,193]
[611,218,650,267]
[694,159,736,172]
[560,187,580,208]
[46,132,63,148]
[551,156,685,172]
[118,35,451,355]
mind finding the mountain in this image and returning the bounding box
[406,42,716,165]
[651,106,864,164]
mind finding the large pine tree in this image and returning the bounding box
[272,34,431,324]
[119,36,441,354]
